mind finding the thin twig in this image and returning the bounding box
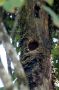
[11,8,20,39]
[0,22,29,90]
[0,58,18,90]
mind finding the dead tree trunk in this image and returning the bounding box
[19,0,53,90]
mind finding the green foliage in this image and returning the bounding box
[52,44,59,57]
[52,44,59,79]
[0,0,5,6]
[45,0,54,6]
[3,0,25,12]
[56,87,59,90]
[3,15,14,34]
[0,0,26,12]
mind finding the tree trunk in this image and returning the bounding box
[19,0,53,90]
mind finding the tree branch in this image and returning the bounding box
[11,8,20,39]
[0,58,18,90]
[0,22,29,90]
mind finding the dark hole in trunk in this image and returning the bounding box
[34,4,40,18]
[28,40,39,51]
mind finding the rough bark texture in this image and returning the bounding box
[19,0,53,90]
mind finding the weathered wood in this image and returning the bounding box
[19,0,53,90]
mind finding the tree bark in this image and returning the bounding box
[19,0,53,90]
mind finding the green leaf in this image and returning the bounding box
[3,0,25,12]
[52,45,59,57]
[0,0,5,6]
[45,0,54,6]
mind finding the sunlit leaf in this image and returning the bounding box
[45,0,54,6]
[3,0,25,12]
[0,0,5,6]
